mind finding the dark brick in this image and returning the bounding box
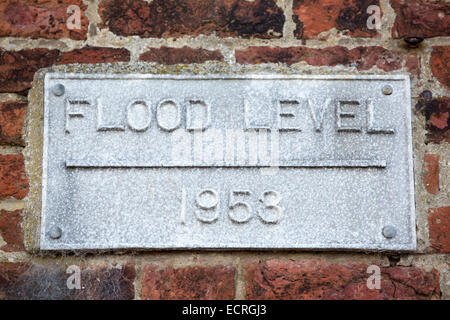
[0,0,88,40]
[99,0,284,39]
[0,47,131,93]
[0,263,136,300]
[391,0,450,39]
[0,210,24,252]
[0,263,74,300]
[0,154,28,200]
[140,46,223,64]
[415,92,450,144]
[0,48,60,94]
[245,259,440,300]
[75,264,136,300]
[142,264,235,300]
[0,101,27,146]
[292,0,381,39]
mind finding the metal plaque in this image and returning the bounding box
[41,73,415,250]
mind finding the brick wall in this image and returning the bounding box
[0,0,448,300]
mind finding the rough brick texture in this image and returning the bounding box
[415,92,450,144]
[76,264,136,300]
[236,46,411,72]
[0,154,28,200]
[142,265,235,300]
[0,47,130,93]
[0,48,59,94]
[0,101,27,146]
[99,0,284,39]
[57,47,131,65]
[0,0,88,40]
[292,0,381,39]
[423,154,439,195]
[391,0,450,39]
[428,207,450,253]
[0,210,24,252]
[246,260,440,300]
[0,263,136,300]
[404,53,421,79]
[140,46,223,64]
[430,46,450,89]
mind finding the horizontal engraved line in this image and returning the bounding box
[65,159,387,168]
[47,73,408,82]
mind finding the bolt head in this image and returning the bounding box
[382,85,393,95]
[49,226,62,239]
[52,83,65,96]
[420,90,432,101]
[382,225,397,239]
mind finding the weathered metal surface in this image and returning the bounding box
[40,73,415,251]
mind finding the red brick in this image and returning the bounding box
[0,101,27,146]
[0,262,135,300]
[0,0,88,40]
[423,154,439,195]
[99,0,284,39]
[292,0,381,39]
[415,92,450,144]
[354,46,404,71]
[236,46,406,72]
[0,262,28,299]
[405,54,421,80]
[139,46,223,65]
[391,0,450,39]
[142,265,235,300]
[56,46,131,65]
[0,154,28,200]
[0,210,24,252]
[245,259,440,300]
[428,206,450,253]
[0,47,131,93]
[430,46,450,89]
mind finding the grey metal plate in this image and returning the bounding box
[41,73,415,251]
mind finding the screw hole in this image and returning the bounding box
[404,35,424,47]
